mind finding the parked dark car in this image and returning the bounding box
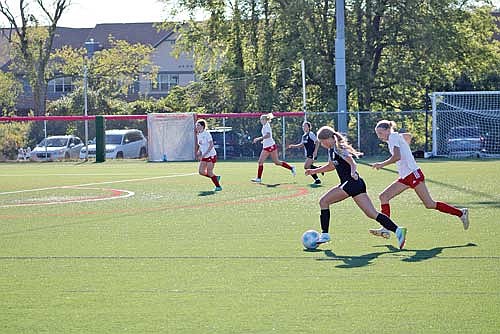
[209,127,241,157]
[447,126,485,155]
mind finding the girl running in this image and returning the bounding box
[369,120,469,239]
[196,119,222,191]
[288,121,322,185]
[306,125,407,249]
[251,113,296,183]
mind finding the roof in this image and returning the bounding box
[86,22,173,49]
[0,22,174,69]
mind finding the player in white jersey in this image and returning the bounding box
[251,113,295,183]
[369,120,469,239]
[196,119,222,191]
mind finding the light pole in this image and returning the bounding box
[336,0,348,134]
[301,59,307,122]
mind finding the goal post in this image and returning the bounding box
[147,113,196,162]
[430,91,500,158]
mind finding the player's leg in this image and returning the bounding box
[414,182,468,229]
[316,187,349,243]
[353,193,407,249]
[205,161,221,190]
[379,180,409,216]
[270,149,294,175]
[304,157,320,183]
[252,150,270,182]
[198,161,209,177]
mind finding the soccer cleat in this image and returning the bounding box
[369,227,391,239]
[460,208,469,230]
[291,166,296,177]
[395,227,407,249]
[214,186,222,191]
[251,178,262,183]
[314,179,322,185]
[317,232,331,244]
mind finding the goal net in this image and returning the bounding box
[147,113,196,162]
[430,91,500,158]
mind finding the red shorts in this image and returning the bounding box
[263,144,278,153]
[398,169,425,188]
[201,155,217,163]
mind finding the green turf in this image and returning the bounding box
[0,159,499,333]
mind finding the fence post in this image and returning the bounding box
[95,115,106,162]
[282,116,286,160]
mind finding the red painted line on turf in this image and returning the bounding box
[0,184,308,220]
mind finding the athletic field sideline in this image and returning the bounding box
[1,159,499,333]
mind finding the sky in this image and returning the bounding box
[59,0,170,27]
[0,0,204,28]
[0,0,499,28]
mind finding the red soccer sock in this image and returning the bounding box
[381,204,391,217]
[257,165,264,178]
[211,175,220,187]
[435,201,462,217]
[281,161,292,170]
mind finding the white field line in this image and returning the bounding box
[0,173,197,196]
[0,188,135,208]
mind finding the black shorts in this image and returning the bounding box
[305,149,315,159]
[339,177,367,197]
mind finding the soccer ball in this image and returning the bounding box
[301,229,320,250]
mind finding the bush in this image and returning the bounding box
[0,122,31,160]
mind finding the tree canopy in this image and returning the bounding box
[160,0,500,113]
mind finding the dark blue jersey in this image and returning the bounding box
[302,132,317,157]
[327,147,359,183]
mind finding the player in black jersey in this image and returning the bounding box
[288,121,322,184]
[305,125,407,249]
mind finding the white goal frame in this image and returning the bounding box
[147,113,196,162]
[430,91,500,158]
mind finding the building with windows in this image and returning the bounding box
[0,22,195,112]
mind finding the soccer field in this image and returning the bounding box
[0,159,499,333]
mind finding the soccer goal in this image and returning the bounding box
[147,113,196,162]
[430,91,500,158]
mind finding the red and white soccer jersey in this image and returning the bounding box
[387,132,419,178]
[261,122,276,148]
[197,130,217,158]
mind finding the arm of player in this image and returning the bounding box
[344,154,359,180]
[253,132,271,144]
[287,142,304,149]
[305,160,335,175]
[372,146,401,170]
[313,140,320,160]
[401,133,412,145]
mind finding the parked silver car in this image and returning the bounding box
[30,135,84,161]
[447,126,485,155]
[80,129,147,159]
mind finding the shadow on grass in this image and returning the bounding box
[256,182,295,188]
[314,242,477,268]
[198,191,216,196]
[316,248,397,268]
[399,242,477,262]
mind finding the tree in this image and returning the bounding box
[0,71,21,115]
[0,0,70,115]
[49,37,156,115]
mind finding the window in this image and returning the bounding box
[150,73,179,92]
[48,77,73,93]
